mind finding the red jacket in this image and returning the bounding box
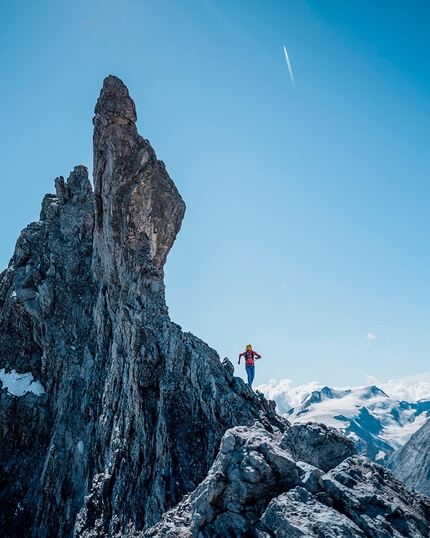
[238,349,261,366]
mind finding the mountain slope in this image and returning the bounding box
[388,418,430,497]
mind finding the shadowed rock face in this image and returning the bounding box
[388,418,430,496]
[0,76,285,538]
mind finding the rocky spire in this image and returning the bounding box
[92,75,185,278]
[94,74,137,122]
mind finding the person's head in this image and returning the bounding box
[246,344,252,350]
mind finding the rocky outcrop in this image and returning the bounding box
[388,418,430,496]
[0,76,285,538]
[92,75,185,277]
[280,422,356,472]
[144,423,430,538]
[0,164,95,538]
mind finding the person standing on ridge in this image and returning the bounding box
[238,344,262,386]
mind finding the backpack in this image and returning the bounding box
[245,350,255,366]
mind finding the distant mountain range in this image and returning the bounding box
[286,385,430,464]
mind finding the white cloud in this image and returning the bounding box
[257,378,323,414]
[365,374,379,385]
[378,377,430,402]
[366,333,377,341]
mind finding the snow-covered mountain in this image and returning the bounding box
[286,385,430,463]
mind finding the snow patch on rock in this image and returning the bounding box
[0,369,45,397]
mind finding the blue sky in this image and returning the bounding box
[1,0,429,389]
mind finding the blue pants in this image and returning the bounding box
[245,365,255,385]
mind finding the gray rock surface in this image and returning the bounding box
[0,76,285,538]
[259,487,366,537]
[388,418,430,496]
[144,423,302,538]
[144,423,430,538]
[280,421,356,472]
[320,456,430,537]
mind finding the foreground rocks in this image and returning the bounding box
[144,423,430,538]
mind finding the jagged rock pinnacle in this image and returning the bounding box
[93,75,185,276]
[94,75,137,123]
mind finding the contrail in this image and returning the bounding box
[283,45,296,90]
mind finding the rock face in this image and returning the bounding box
[1,75,430,538]
[388,418,430,497]
[0,76,284,538]
[144,423,430,538]
[92,75,185,276]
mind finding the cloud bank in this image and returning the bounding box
[257,372,430,414]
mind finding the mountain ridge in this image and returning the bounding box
[285,384,430,463]
[1,76,430,537]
